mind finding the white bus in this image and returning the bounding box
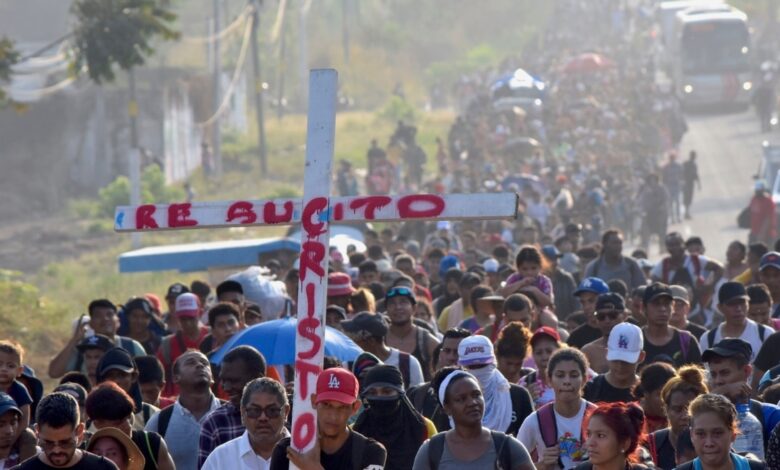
[671,5,752,107]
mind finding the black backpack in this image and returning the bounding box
[427,430,513,470]
[706,325,768,352]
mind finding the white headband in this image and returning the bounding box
[438,370,474,406]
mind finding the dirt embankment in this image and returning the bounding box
[0,215,115,274]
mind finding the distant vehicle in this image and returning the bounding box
[490,69,546,115]
[670,4,752,107]
[656,1,724,55]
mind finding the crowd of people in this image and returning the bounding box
[9,223,780,470]
[4,1,780,470]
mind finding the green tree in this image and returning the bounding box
[0,37,19,105]
[70,0,179,83]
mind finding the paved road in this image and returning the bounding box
[659,109,771,259]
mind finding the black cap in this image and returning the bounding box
[244,303,262,319]
[76,334,114,353]
[643,282,673,304]
[718,281,750,305]
[565,223,583,233]
[53,383,87,406]
[596,293,626,312]
[326,305,347,321]
[0,393,20,417]
[96,348,136,380]
[124,298,152,316]
[216,280,244,298]
[702,338,753,363]
[362,364,404,394]
[341,312,388,338]
[166,283,190,299]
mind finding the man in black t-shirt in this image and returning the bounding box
[641,283,702,368]
[271,368,386,470]
[584,322,645,403]
[13,393,117,470]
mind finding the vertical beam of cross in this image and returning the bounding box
[289,69,338,457]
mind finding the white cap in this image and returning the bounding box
[174,292,201,318]
[436,221,452,231]
[457,335,495,367]
[607,322,643,364]
[483,258,500,273]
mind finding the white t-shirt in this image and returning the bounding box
[699,318,773,361]
[650,254,713,283]
[517,400,589,469]
[385,348,424,387]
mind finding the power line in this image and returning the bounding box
[196,13,253,128]
[180,6,251,44]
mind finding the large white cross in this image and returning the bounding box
[115,69,518,457]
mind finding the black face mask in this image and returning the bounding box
[366,396,401,417]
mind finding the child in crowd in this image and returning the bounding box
[0,341,32,428]
[502,245,554,308]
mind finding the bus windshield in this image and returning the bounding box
[680,21,749,74]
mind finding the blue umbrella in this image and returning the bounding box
[209,317,363,366]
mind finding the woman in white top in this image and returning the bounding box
[517,348,594,470]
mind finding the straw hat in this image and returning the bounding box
[87,427,145,470]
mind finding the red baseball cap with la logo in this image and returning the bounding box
[315,368,359,405]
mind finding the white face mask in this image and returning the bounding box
[469,363,496,386]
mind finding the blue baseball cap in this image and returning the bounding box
[541,245,561,261]
[760,252,780,272]
[0,393,20,417]
[574,277,609,296]
[439,255,460,279]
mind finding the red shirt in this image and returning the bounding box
[157,325,210,397]
[750,194,777,240]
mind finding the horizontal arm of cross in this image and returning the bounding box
[114,192,519,232]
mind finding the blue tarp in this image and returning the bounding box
[118,237,300,273]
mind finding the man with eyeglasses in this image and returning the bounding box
[202,378,289,470]
[146,351,222,470]
[384,286,439,382]
[16,392,117,469]
[581,293,629,374]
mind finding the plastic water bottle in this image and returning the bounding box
[733,402,764,460]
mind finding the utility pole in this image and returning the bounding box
[341,0,350,65]
[298,0,310,108]
[212,0,223,178]
[250,0,268,173]
[277,0,287,121]
[128,69,141,249]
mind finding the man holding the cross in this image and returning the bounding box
[270,368,387,470]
